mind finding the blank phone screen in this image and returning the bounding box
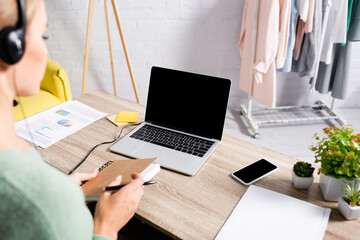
[233,159,277,184]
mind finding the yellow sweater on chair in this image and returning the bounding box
[13,59,72,121]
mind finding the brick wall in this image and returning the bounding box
[45,0,360,108]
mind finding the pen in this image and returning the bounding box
[103,180,158,191]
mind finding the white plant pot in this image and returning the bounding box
[319,174,359,202]
[338,196,360,220]
[292,171,314,189]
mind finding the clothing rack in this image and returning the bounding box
[240,0,345,139]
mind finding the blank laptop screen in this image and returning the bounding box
[145,66,231,140]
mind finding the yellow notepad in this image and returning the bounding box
[106,114,128,127]
[115,112,139,123]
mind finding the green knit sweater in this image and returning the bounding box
[0,148,111,240]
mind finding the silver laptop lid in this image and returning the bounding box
[145,66,231,141]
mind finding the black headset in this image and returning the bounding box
[0,0,26,65]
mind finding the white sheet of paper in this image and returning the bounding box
[215,185,331,240]
[15,100,107,148]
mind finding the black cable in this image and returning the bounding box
[68,122,142,175]
[13,68,35,146]
[13,66,140,174]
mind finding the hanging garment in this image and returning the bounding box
[293,17,306,60]
[314,0,360,99]
[279,0,298,72]
[239,0,279,108]
[276,0,292,69]
[297,0,309,21]
[294,0,316,61]
[304,0,316,33]
[319,0,348,64]
[340,0,354,46]
[348,0,360,40]
[292,0,322,77]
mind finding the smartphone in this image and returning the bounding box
[231,159,277,185]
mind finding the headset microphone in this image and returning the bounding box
[0,0,26,65]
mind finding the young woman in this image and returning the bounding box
[0,1,144,239]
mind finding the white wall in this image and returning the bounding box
[45,0,360,108]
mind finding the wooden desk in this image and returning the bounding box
[38,90,360,240]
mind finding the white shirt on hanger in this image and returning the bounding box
[320,0,348,64]
[297,0,309,21]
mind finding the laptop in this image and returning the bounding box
[110,66,231,176]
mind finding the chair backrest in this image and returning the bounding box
[13,59,72,121]
[40,59,72,102]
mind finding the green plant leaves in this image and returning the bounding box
[310,126,360,180]
[344,158,351,166]
[355,168,360,178]
[293,161,314,178]
[342,180,360,206]
[335,167,343,175]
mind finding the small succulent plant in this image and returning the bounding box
[342,180,360,207]
[293,161,315,178]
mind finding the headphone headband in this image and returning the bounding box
[16,0,27,33]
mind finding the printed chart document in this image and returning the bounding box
[15,100,107,148]
[215,185,331,240]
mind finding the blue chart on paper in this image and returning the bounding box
[57,119,74,127]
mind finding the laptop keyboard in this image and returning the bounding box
[130,124,215,157]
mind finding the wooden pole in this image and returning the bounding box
[110,0,141,104]
[82,0,95,95]
[104,0,117,96]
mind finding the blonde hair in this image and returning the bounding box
[0,0,41,30]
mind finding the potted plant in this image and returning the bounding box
[338,180,360,220]
[310,126,360,201]
[292,161,315,189]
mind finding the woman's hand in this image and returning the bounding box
[69,169,98,185]
[93,173,144,239]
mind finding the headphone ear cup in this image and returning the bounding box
[0,26,25,65]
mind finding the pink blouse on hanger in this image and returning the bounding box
[277,0,292,69]
[304,0,315,33]
[239,0,280,108]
